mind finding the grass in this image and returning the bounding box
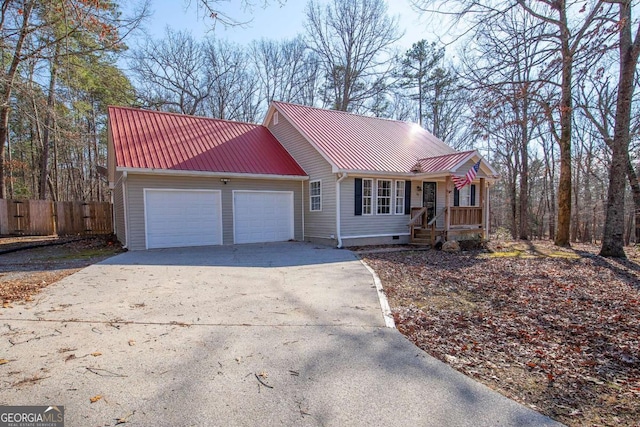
[46,247,120,261]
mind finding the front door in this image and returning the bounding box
[422,182,437,224]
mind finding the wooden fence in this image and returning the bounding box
[0,199,112,236]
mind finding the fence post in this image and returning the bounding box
[0,199,7,234]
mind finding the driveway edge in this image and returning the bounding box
[358,258,395,328]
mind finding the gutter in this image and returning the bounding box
[335,172,348,248]
[116,167,308,181]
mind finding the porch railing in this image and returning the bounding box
[409,206,483,244]
[449,206,483,227]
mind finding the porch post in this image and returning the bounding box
[445,175,451,239]
[485,180,491,239]
[480,178,487,239]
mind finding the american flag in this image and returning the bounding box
[452,160,481,190]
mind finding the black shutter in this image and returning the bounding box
[404,180,411,214]
[454,187,460,207]
[354,178,362,216]
[471,185,476,206]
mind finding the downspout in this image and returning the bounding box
[485,183,490,239]
[336,172,348,248]
[122,171,129,249]
[301,180,305,241]
[110,173,125,242]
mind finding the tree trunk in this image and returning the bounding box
[583,146,593,243]
[519,94,530,240]
[600,0,639,258]
[571,155,581,242]
[625,153,640,244]
[0,2,34,199]
[542,137,556,240]
[38,45,60,200]
[555,11,573,247]
[509,171,518,239]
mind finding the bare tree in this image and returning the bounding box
[203,39,257,121]
[598,0,640,257]
[413,0,615,247]
[192,0,286,27]
[251,37,320,110]
[463,8,550,240]
[131,29,211,115]
[304,0,401,112]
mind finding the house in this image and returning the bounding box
[108,103,498,250]
[107,107,307,250]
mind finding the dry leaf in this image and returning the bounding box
[90,395,102,403]
[362,242,640,427]
[0,359,9,365]
[128,340,136,346]
[91,352,102,357]
[3,302,12,308]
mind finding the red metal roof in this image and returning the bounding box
[272,102,457,173]
[414,151,476,174]
[109,106,306,177]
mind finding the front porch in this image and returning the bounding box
[408,177,489,245]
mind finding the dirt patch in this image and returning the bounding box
[363,240,640,427]
[0,236,123,305]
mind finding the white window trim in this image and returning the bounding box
[376,179,392,216]
[310,179,322,212]
[362,178,373,216]
[273,111,279,125]
[394,180,405,215]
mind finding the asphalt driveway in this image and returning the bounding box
[0,242,561,426]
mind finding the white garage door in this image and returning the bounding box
[144,189,222,249]
[233,191,294,244]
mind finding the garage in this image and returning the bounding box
[233,191,294,244]
[144,189,222,249]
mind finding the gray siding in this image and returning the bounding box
[342,235,410,247]
[338,177,451,245]
[268,114,337,242]
[458,157,489,179]
[124,174,303,250]
[339,177,411,238]
[113,171,126,246]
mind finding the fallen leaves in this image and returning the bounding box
[0,237,123,303]
[89,395,102,403]
[91,352,102,357]
[0,359,9,365]
[364,241,640,427]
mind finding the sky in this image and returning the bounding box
[135,0,445,53]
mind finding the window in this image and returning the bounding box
[310,180,321,211]
[377,179,392,215]
[470,184,476,206]
[362,179,373,215]
[395,180,405,214]
[454,185,477,207]
[273,111,279,125]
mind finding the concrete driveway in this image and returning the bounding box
[1,242,560,426]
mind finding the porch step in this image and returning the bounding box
[410,238,431,246]
[413,229,432,239]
